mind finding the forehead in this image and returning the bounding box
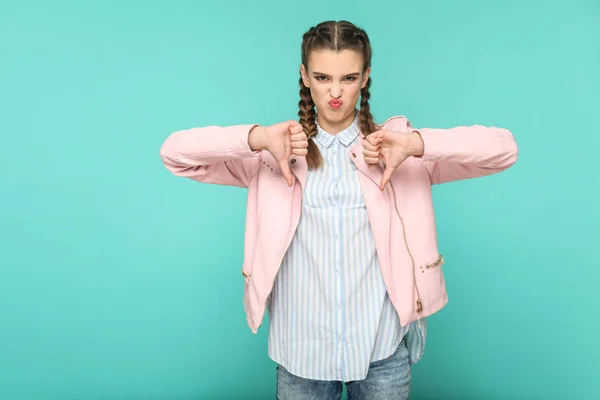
[307,49,364,75]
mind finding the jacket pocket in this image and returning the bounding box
[419,254,444,272]
[414,254,447,311]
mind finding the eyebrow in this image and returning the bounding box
[312,72,361,77]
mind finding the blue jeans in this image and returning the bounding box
[276,337,411,400]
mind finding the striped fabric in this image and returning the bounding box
[266,112,423,381]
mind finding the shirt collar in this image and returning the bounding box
[313,110,361,148]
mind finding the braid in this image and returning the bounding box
[298,76,322,169]
[358,76,380,137]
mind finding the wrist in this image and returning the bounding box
[248,125,268,151]
[408,130,424,157]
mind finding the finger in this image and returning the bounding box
[365,134,381,146]
[362,149,379,159]
[290,132,307,141]
[279,161,294,187]
[362,141,380,151]
[371,130,385,139]
[289,124,304,135]
[364,156,380,165]
[291,140,309,149]
[380,166,395,191]
[292,148,308,156]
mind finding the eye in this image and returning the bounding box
[314,76,357,82]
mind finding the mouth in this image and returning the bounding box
[328,100,343,109]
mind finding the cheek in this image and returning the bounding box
[310,85,326,97]
[350,84,362,98]
[309,86,327,102]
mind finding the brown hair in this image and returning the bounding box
[298,20,380,169]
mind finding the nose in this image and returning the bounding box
[330,83,342,99]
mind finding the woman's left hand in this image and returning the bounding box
[362,130,424,190]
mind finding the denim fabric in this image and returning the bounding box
[276,337,411,400]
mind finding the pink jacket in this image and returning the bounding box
[160,115,518,334]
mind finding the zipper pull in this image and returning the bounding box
[416,299,423,313]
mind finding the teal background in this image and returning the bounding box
[1,0,599,399]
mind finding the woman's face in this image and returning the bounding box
[300,49,370,133]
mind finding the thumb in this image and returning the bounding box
[380,166,395,191]
[279,160,294,187]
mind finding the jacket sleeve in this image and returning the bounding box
[160,124,262,188]
[407,119,519,185]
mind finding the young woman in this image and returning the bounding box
[160,20,518,400]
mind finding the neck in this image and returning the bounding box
[316,109,357,135]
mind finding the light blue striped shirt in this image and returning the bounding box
[267,113,421,381]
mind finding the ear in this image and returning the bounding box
[361,66,371,89]
[300,64,310,87]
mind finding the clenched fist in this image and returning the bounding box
[362,129,425,190]
[249,120,309,186]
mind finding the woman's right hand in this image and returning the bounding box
[249,120,308,186]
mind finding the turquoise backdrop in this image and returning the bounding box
[1,1,598,399]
